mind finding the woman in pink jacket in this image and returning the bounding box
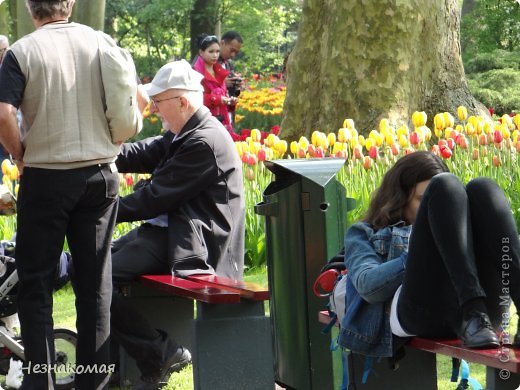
[193,34,237,134]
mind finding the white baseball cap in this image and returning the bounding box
[144,59,204,97]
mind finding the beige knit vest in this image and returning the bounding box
[10,22,120,169]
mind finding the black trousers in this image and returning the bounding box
[110,224,179,378]
[16,164,119,389]
[398,173,520,338]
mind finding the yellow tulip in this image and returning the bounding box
[467,116,478,129]
[385,134,395,146]
[343,118,355,129]
[412,111,427,128]
[235,142,244,157]
[8,165,19,181]
[250,129,262,143]
[1,159,12,176]
[274,140,288,155]
[249,141,261,155]
[443,112,455,128]
[327,133,336,146]
[434,128,443,139]
[397,125,409,137]
[333,142,344,155]
[358,135,366,147]
[514,115,520,130]
[265,133,278,148]
[290,141,298,155]
[338,128,348,143]
[364,138,375,151]
[483,121,493,135]
[379,119,389,133]
[502,115,514,130]
[398,134,409,148]
[311,131,320,146]
[457,106,468,121]
[298,136,310,148]
[434,113,445,130]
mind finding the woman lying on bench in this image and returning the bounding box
[339,151,520,359]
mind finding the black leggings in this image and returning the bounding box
[398,173,520,338]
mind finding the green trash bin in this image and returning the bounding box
[255,158,350,390]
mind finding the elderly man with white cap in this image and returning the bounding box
[110,59,245,389]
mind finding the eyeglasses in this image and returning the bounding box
[150,95,181,110]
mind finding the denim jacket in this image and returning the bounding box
[338,221,411,357]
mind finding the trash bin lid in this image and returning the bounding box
[264,158,346,187]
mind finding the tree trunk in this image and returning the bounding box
[0,1,8,36]
[190,0,219,61]
[16,1,34,39]
[71,0,106,31]
[281,0,487,140]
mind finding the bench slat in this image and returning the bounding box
[187,274,269,301]
[409,337,520,373]
[318,311,520,373]
[140,275,241,304]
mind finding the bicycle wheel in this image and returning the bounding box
[53,328,76,390]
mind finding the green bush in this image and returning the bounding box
[467,68,520,114]
[464,50,520,73]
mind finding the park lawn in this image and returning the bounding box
[51,269,517,390]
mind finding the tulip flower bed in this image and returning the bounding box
[1,107,519,272]
[235,108,520,269]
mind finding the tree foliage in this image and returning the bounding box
[461,0,520,56]
[105,0,301,77]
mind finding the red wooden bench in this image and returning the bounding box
[319,310,520,390]
[118,274,273,390]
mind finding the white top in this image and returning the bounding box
[390,285,416,337]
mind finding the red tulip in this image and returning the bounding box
[362,156,372,171]
[124,173,134,187]
[478,133,488,145]
[493,130,503,144]
[257,148,267,162]
[492,155,501,167]
[471,149,479,161]
[431,144,441,156]
[369,145,379,159]
[409,131,420,145]
[307,144,316,157]
[440,145,453,159]
[446,138,455,150]
[353,146,363,160]
[390,143,400,156]
[314,147,325,158]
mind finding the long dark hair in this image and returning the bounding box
[364,151,449,229]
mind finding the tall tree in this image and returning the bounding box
[15,0,34,39]
[281,0,487,140]
[190,0,219,60]
[0,1,8,36]
[71,0,106,30]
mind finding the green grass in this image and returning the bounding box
[51,269,518,390]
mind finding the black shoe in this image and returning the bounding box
[460,311,500,349]
[133,346,192,390]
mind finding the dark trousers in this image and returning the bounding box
[16,165,119,389]
[398,173,520,338]
[110,225,179,378]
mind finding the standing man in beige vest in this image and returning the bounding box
[0,1,141,388]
